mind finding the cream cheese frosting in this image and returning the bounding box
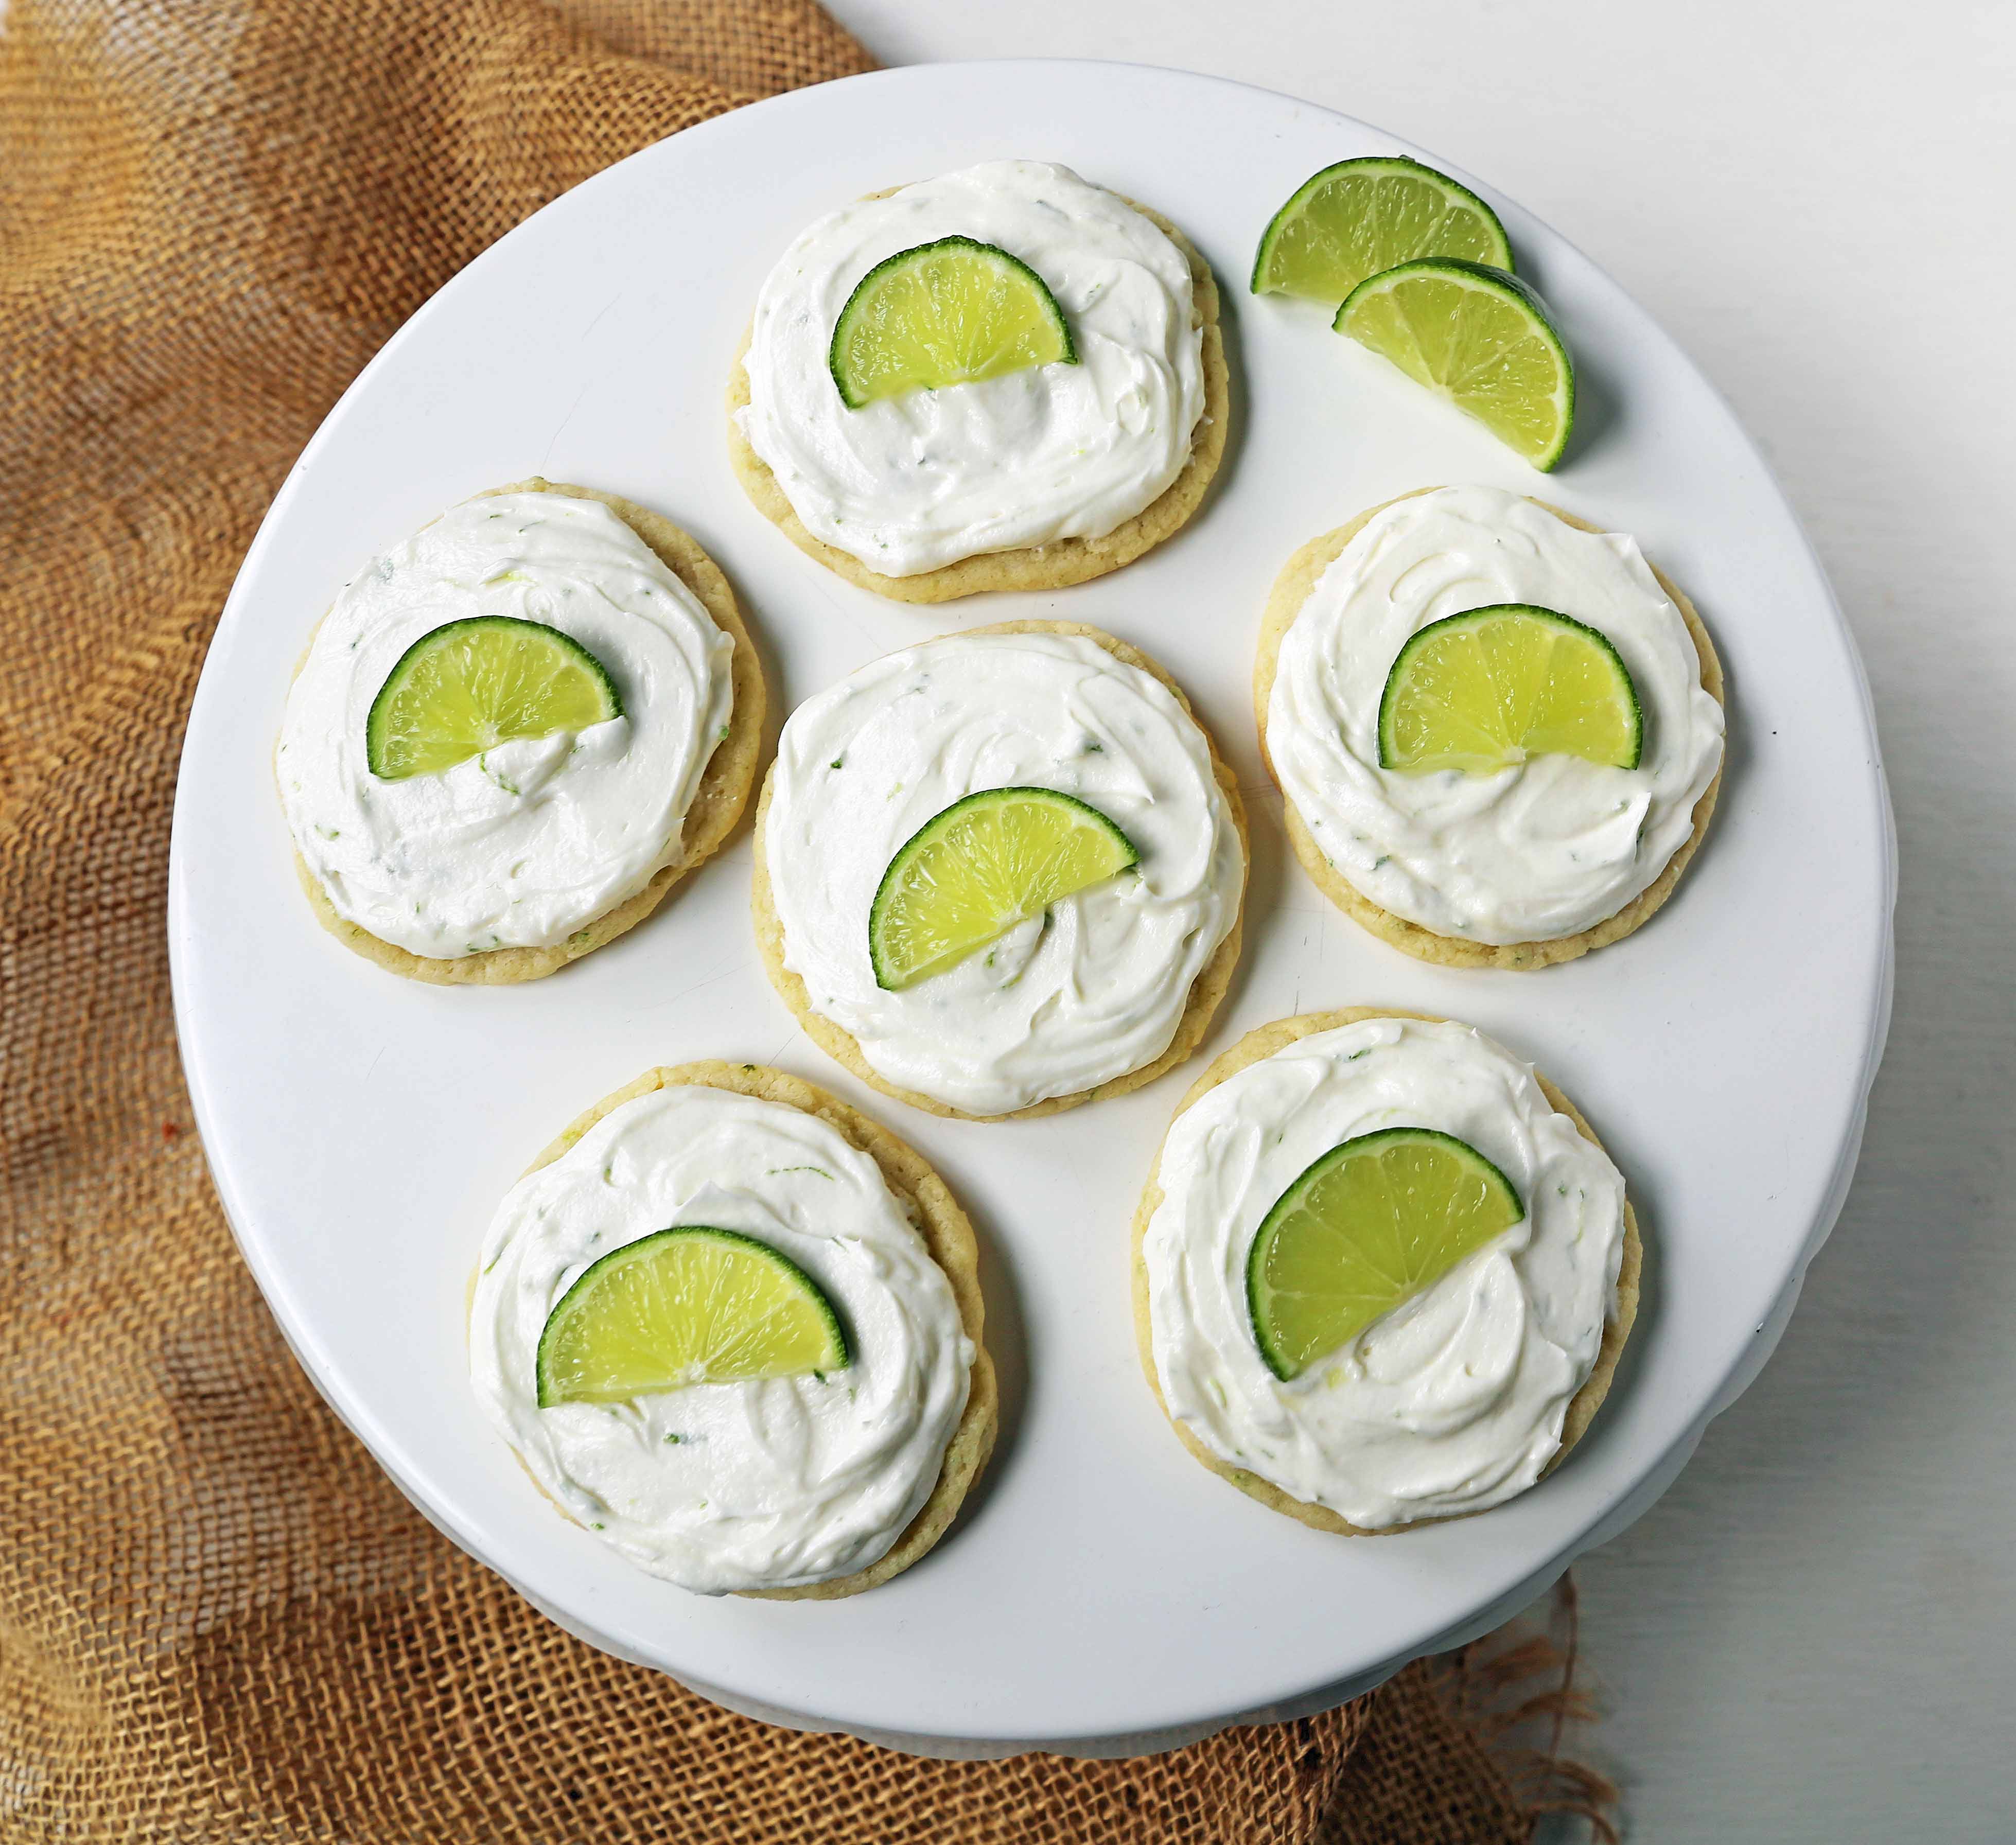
[1143,1017,1624,1530]
[736,160,1206,576]
[277,491,733,959]
[1266,486,1723,944]
[764,631,1243,1116]
[470,1083,973,1594]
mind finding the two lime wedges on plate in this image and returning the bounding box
[1254,155,1574,470]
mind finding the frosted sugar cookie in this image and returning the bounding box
[753,622,1247,1120]
[470,1062,995,1598]
[729,161,1228,602]
[277,478,763,983]
[1256,485,1725,969]
[1134,1009,1638,1534]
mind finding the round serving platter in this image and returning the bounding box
[169,60,1893,1754]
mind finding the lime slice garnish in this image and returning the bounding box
[1335,258,1574,469]
[867,786,1138,992]
[1378,603,1642,776]
[365,614,621,782]
[1252,156,1512,302]
[829,236,1077,410]
[1247,1128,1524,1381]
[535,1226,849,1408]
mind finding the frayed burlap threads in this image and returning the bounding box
[1320,1578,1622,1845]
[3,3,1594,1837]
[1450,1577,1622,1843]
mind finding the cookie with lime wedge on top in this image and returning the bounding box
[1256,485,1726,970]
[1133,1008,1639,1535]
[470,1062,995,1598]
[275,478,764,983]
[728,160,1229,603]
[752,622,1248,1120]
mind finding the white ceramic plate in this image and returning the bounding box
[169,60,1893,1754]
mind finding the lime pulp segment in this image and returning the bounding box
[1335,258,1574,469]
[365,614,621,781]
[1247,1128,1524,1381]
[535,1226,849,1408]
[829,236,1077,409]
[868,786,1139,991]
[1378,604,1642,776]
[1252,156,1512,302]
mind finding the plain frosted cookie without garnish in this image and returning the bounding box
[277,477,764,985]
[470,1061,996,1600]
[751,621,1248,1121]
[1133,1008,1640,1535]
[1255,485,1725,970]
[728,161,1229,603]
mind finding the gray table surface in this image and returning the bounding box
[822,3,2015,1833]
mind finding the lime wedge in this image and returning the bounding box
[535,1226,849,1408]
[1247,1128,1524,1381]
[1379,603,1642,776]
[1252,156,1512,302]
[365,614,621,782]
[829,236,1077,409]
[1335,259,1574,469]
[868,786,1138,991]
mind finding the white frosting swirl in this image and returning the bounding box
[1143,1017,1624,1530]
[737,160,1206,576]
[470,1083,973,1594]
[765,632,1243,1116]
[277,492,733,958]
[1266,486,1723,943]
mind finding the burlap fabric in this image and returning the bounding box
[0,3,1604,1837]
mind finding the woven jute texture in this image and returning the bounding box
[0,3,1563,1838]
